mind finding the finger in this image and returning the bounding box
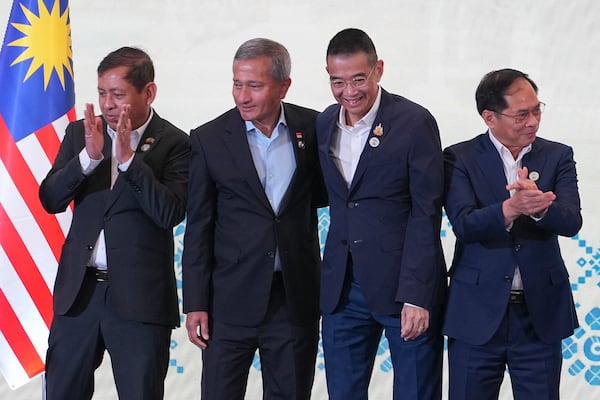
[186,324,208,349]
[117,104,131,133]
[200,325,210,342]
[517,166,529,180]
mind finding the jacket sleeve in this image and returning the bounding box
[182,130,216,313]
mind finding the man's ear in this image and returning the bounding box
[481,109,496,129]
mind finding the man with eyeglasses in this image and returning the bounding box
[317,28,447,399]
[443,68,582,400]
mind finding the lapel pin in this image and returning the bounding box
[373,123,383,137]
[528,171,540,181]
[140,137,155,152]
[295,132,305,150]
[369,137,380,148]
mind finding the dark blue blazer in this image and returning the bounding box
[182,103,326,327]
[443,132,581,345]
[317,89,447,315]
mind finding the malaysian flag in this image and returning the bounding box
[0,0,75,389]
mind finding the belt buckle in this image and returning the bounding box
[509,290,524,304]
[87,267,108,282]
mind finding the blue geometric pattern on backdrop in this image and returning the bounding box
[562,234,600,386]
[169,210,600,387]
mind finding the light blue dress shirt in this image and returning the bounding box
[245,106,296,271]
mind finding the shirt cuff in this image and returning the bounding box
[79,148,103,175]
[117,154,135,172]
[404,302,424,310]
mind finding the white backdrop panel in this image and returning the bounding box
[1,0,599,398]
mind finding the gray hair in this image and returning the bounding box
[234,38,291,81]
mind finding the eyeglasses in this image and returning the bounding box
[330,66,375,90]
[494,102,545,124]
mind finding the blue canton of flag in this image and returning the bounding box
[0,0,75,390]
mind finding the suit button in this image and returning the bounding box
[353,239,363,244]
[504,275,512,282]
[267,251,275,258]
[514,244,521,252]
[87,245,93,251]
[347,202,359,208]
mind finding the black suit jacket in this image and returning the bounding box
[39,112,189,327]
[182,103,325,327]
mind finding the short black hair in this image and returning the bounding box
[97,47,154,93]
[475,68,538,115]
[326,28,378,66]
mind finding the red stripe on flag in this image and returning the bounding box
[0,289,45,378]
[0,203,53,328]
[67,107,76,122]
[0,114,64,262]
[35,125,61,164]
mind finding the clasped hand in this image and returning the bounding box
[503,167,555,224]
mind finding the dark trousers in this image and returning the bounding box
[448,301,563,400]
[45,274,172,400]
[322,266,444,400]
[201,273,319,400]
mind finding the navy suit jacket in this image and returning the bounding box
[39,112,189,327]
[317,89,447,315]
[182,103,326,327]
[443,132,581,345]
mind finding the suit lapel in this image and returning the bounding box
[105,113,164,210]
[348,91,392,194]
[321,105,351,197]
[277,104,311,214]
[222,110,273,212]
[522,139,547,187]
[474,134,511,202]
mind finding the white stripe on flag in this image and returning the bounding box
[0,331,36,390]
[0,159,57,291]
[0,245,49,360]
[18,127,72,238]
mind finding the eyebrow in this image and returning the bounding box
[329,72,368,80]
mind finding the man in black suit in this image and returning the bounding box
[39,47,189,400]
[183,38,325,399]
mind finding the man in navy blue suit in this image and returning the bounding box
[443,69,582,400]
[317,28,447,400]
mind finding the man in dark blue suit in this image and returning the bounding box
[40,47,189,399]
[317,28,447,400]
[182,38,325,399]
[443,69,582,400]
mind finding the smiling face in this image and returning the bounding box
[482,77,541,158]
[97,66,155,131]
[326,51,383,126]
[232,56,291,136]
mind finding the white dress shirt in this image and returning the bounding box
[488,130,532,291]
[330,87,382,187]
